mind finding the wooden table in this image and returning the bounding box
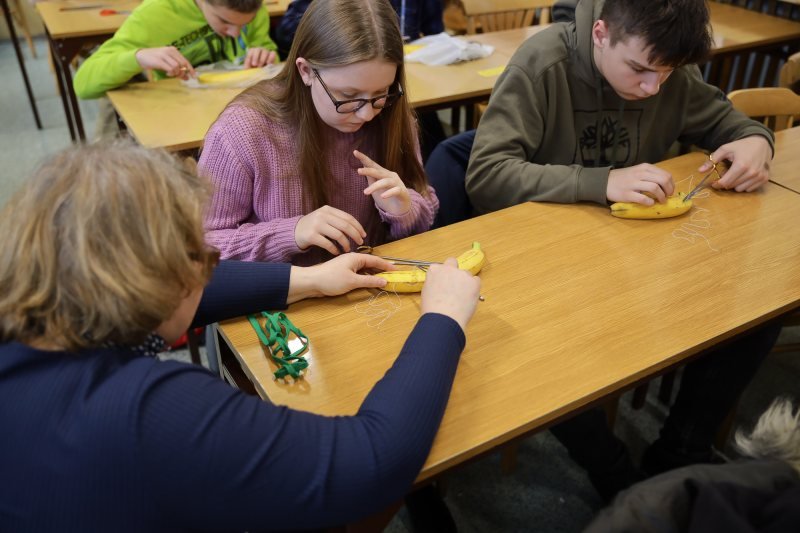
[36,0,290,142]
[770,126,800,194]
[107,26,550,150]
[707,1,800,91]
[215,145,800,483]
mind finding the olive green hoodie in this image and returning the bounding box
[466,0,773,214]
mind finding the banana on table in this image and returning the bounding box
[610,192,693,219]
[375,242,486,293]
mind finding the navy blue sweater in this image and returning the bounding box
[0,260,465,531]
[275,0,444,54]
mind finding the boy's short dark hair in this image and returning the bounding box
[600,0,713,68]
[208,0,261,14]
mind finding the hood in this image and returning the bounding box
[572,0,604,86]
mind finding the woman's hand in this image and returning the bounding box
[421,258,481,332]
[295,205,367,255]
[287,253,394,303]
[135,47,195,79]
[355,150,412,216]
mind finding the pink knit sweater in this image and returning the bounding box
[199,105,439,266]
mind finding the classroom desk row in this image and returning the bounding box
[35,0,290,141]
[214,126,800,498]
[107,1,800,152]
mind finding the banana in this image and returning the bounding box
[197,68,264,85]
[375,242,485,293]
[610,192,692,219]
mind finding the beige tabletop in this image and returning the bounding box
[770,126,800,194]
[217,144,800,482]
[108,27,548,150]
[709,1,800,53]
[37,0,289,39]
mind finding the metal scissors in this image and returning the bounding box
[356,245,440,268]
[683,154,723,202]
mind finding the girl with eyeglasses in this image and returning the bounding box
[0,141,480,530]
[199,0,438,266]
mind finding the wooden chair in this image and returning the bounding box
[727,86,800,131]
[779,51,800,92]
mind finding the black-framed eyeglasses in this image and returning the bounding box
[312,68,403,114]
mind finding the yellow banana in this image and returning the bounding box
[610,192,692,219]
[375,242,485,293]
[197,69,264,85]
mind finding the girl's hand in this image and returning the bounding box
[355,150,412,216]
[243,47,278,68]
[295,205,367,255]
[421,258,481,332]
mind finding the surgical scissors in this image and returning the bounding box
[684,154,723,202]
[356,245,441,267]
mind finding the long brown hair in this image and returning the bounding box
[231,0,428,210]
[0,141,213,351]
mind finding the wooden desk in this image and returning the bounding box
[216,147,800,482]
[770,126,800,194]
[107,27,550,150]
[707,2,800,91]
[36,0,289,142]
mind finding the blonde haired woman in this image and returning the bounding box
[200,0,438,265]
[0,141,479,530]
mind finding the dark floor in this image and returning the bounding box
[3,36,799,533]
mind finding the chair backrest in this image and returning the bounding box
[779,51,800,91]
[727,87,800,131]
[461,0,554,34]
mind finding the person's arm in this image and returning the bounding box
[138,260,480,530]
[199,117,306,262]
[274,0,311,55]
[420,0,445,36]
[74,6,166,99]
[241,7,279,57]
[466,65,609,213]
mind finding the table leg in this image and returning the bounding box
[61,57,86,141]
[47,31,76,141]
[1,0,41,129]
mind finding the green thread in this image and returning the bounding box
[247,311,309,380]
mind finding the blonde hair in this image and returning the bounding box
[735,398,800,475]
[230,0,428,211]
[0,141,212,351]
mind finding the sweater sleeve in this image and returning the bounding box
[190,260,291,327]
[677,66,775,154]
[466,65,610,213]
[137,313,466,530]
[73,7,156,99]
[379,184,439,240]
[200,114,305,262]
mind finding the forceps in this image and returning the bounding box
[356,245,441,268]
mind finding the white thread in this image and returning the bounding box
[355,289,402,329]
[671,174,718,252]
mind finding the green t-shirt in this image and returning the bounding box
[74,0,277,99]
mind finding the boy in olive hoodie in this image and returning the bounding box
[461,0,780,500]
[74,0,279,100]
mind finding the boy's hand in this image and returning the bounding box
[607,164,674,205]
[704,136,772,193]
[355,150,412,216]
[243,47,278,68]
[295,205,367,255]
[135,47,195,79]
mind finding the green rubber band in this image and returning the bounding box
[248,312,309,380]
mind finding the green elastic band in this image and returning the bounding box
[247,311,309,380]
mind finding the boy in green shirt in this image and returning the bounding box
[75,0,278,99]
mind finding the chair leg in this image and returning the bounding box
[501,442,518,474]
[658,370,677,405]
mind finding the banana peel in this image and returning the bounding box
[610,192,692,219]
[375,242,485,293]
